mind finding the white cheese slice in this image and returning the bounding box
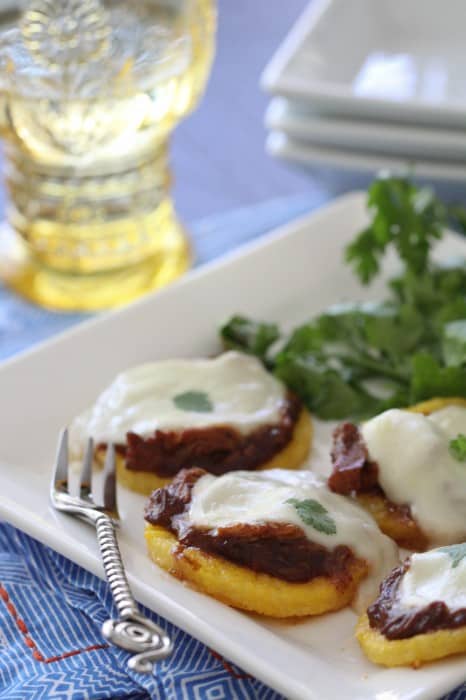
[70,351,287,448]
[429,405,466,437]
[361,407,466,545]
[397,548,466,611]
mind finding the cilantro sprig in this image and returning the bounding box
[345,175,466,285]
[449,434,466,462]
[345,177,445,284]
[220,316,279,364]
[219,175,466,420]
[286,498,337,535]
[173,391,213,413]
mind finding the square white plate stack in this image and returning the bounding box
[262,0,466,181]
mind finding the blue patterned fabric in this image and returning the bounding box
[0,523,279,700]
[1,196,465,700]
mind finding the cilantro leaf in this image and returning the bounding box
[344,225,382,284]
[220,315,279,362]
[410,353,466,402]
[449,434,466,462]
[446,204,466,235]
[286,498,337,535]
[274,352,381,420]
[437,543,466,568]
[173,391,213,413]
[390,269,439,310]
[363,304,425,359]
[435,298,466,329]
[281,322,326,355]
[317,302,424,361]
[345,176,445,284]
[443,320,466,367]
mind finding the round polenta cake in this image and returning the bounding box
[357,545,466,667]
[144,467,398,618]
[329,398,466,550]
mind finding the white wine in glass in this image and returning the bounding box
[0,0,216,310]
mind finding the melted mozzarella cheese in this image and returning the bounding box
[397,549,466,611]
[429,405,466,437]
[70,351,286,449]
[188,469,399,611]
[361,407,466,544]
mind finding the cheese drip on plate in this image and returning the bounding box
[70,351,287,448]
[188,469,399,612]
[361,406,466,545]
[397,548,466,612]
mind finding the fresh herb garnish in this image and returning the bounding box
[173,391,213,413]
[286,498,337,535]
[449,434,466,462]
[220,315,279,363]
[437,543,466,568]
[443,319,466,367]
[219,175,466,420]
[345,177,445,284]
[411,354,466,403]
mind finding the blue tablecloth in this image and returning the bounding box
[1,195,465,700]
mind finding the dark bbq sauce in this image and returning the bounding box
[328,422,430,551]
[328,422,379,493]
[101,392,302,477]
[328,422,419,523]
[368,562,466,639]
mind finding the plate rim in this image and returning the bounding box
[266,130,466,182]
[265,97,466,158]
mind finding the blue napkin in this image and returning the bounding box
[1,195,465,700]
[0,522,283,700]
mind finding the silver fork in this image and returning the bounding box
[50,428,173,673]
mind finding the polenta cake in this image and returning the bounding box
[329,398,466,549]
[357,544,466,667]
[144,467,398,617]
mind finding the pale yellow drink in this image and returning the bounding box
[0,0,216,310]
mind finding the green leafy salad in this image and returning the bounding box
[220,176,466,420]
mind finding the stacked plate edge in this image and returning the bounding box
[261,0,466,182]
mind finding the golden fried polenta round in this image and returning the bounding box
[356,613,466,667]
[95,448,174,491]
[355,492,428,551]
[145,523,367,618]
[114,454,172,493]
[258,407,312,470]
[355,397,466,551]
[103,407,312,496]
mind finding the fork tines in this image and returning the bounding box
[51,429,118,520]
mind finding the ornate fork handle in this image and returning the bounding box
[95,513,173,673]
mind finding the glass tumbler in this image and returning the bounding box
[0,0,216,310]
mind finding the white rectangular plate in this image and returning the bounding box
[1,192,465,700]
[266,97,466,161]
[267,131,466,183]
[262,0,466,126]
